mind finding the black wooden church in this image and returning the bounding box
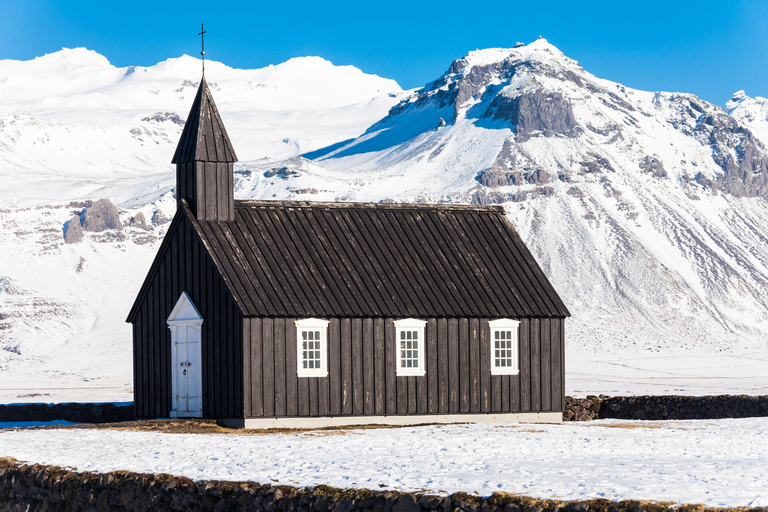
[126,77,570,427]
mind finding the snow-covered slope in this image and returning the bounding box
[2,40,768,401]
[240,39,768,395]
[0,48,402,208]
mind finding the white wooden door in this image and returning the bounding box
[172,323,202,417]
[167,292,204,418]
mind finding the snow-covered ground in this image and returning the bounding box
[1,419,767,507]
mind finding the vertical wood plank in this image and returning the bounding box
[479,319,490,413]
[263,318,274,417]
[550,318,562,412]
[132,322,141,418]
[140,301,150,418]
[416,320,428,413]
[374,319,385,414]
[408,376,418,414]
[511,332,521,414]
[385,319,396,414]
[437,318,448,414]
[329,319,341,415]
[520,319,531,412]
[205,162,216,220]
[459,319,470,413]
[530,319,541,412]
[448,318,459,413]
[427,319,438,414]
[228,163,235,220]
[164,257,173,416]
[243,319,251,417]
[363,319,374,415]
[469,319,480,413]
[502,375,511,413]
[351,319,363,415]
[157,269,167,418]
[211,272,221,418]
[541,319,551,412]
[287,319,301,417]
[274,319,286,416]
[251,319,263,417]
[149,284,159,417]
[217,163,227,220]
[341,319,352,415]
[309,376,319,416]
[202,262,212,418]
[491,373,502,412]
[225,297,234,418]
[396,321,407,415]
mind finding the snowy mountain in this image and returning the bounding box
[239,39,768,395]
[2,40,768,401]
[0,48,402,208]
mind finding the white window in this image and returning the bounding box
[489,319,520,375]
[295,318,329,377]
[394,319,427,376]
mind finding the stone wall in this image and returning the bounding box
[564,395,768,421]
[3,396,768,425]
[0,403,134,424]
[2,458,759,512]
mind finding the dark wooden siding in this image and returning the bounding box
[131,212,244,419]
[243,317,564,418]
[176,161,234,222]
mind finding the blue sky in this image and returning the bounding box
[2,0,767,105]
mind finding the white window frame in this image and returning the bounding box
[489,319,520,375]
[394,318,427,377]
[295,318,329,378]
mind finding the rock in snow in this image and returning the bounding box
[63,216,83,244]
[81,199,121,232]
[128,212,151,231]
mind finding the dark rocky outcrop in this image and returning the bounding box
[639,156,667,178]
[3,458,761,512]
[693,109,768,197]
[477,168,549,188]
[128,212,151,231]
[580,152,616,174]
[485,88,578,142]
[63,216,83,244]
[152,210,169,226]
[82,199,122,232]
[263,167,301,178]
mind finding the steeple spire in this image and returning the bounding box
[198,23,207,77]
[173,79,237,221]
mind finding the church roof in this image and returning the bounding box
[172,78,238,164]
[186,200,570,319]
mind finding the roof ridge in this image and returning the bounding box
[232,199,505,212]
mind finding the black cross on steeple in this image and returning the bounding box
[199,23,207,77]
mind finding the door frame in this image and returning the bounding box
[167,292,204,418]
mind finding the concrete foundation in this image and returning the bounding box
[220,412,562,429]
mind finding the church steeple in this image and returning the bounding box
[172,78,237,221]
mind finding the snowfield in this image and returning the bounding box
[1,419,767,508]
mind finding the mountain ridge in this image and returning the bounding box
[1,40,768,400]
